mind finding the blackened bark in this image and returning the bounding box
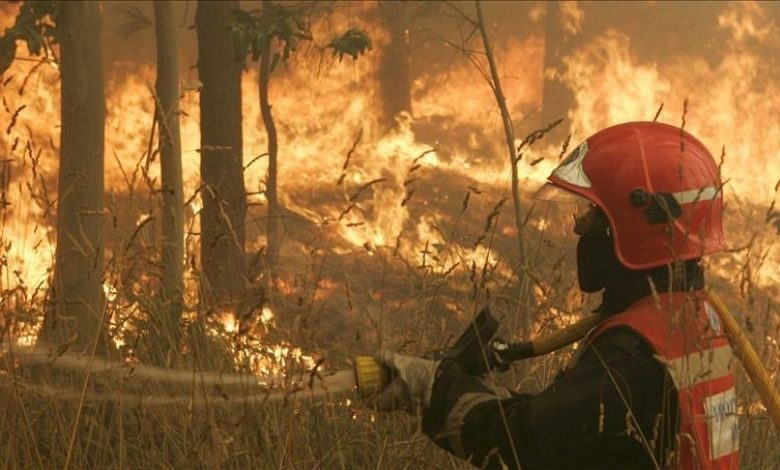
[41,1,106,352]
[196,0,246,307]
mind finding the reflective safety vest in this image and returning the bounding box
[588,291,740,469]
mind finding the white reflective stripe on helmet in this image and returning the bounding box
[672,186,721,205]
[552,141,591,188]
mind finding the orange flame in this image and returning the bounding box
[1,2,780,356]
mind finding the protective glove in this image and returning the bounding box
[367,350,441,414]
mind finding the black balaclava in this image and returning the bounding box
[575,208,704,316]
[576,234,623,293]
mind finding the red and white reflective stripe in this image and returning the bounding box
[704,387,739,460]
[672,186,721,205]
[587,292,740,469]
[663,344,734,390]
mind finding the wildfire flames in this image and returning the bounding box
[0,2,779,381]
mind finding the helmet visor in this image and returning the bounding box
[532,182,588,204]
[532,183,609,236]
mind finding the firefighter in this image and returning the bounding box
[372,122,740,469]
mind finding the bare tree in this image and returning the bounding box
[473,2,525,264]
[153,0,183,356]
[40,1,107,352]
[258,0,282,275]
[231,3,371,279]
[196,0,247,307]
[431,2,555,338]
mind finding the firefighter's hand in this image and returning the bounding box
[368,351,441,414]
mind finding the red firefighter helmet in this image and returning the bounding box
[537,121,725,270]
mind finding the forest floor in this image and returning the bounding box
[2,167,779,468]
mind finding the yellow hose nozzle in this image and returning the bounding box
[353,356,391,399]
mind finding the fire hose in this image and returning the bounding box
[707,290,780,432]
[3,290,777,429]
[354,289,780,434]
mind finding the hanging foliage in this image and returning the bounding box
[327,28,372,62]
[228,3,371,69]
[0,1,59,76]
[229,4,312,69]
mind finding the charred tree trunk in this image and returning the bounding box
[154,0,183,359]
[258,33,281,276]
[377,0,412,130]
[539,1,574,140]
[40,1,106,352]
[196,0,246,307]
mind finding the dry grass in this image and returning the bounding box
[1,171,778,469]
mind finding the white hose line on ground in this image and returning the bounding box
[1,346,358,405]
[0,370,357,407]
[2,345,291,385]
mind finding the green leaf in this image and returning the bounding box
[293,15,305,32]
[41,22,56,40]
[226,3,312,63]
[232,32,249,62]
[0,36,17,76]
[0,0,57,72]
[327,29,372,62]
[251,34,263,61]
[23,28,44,55]
[232,9,254,26]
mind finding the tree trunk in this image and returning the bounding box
[196,0,246,307]
[258,33,281,276]
[475,2,532,344]
[377,0,412,130]
[41,1,106,352]
[154,0,183,359]
[475,2,525,264]
[539,1,574,140]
